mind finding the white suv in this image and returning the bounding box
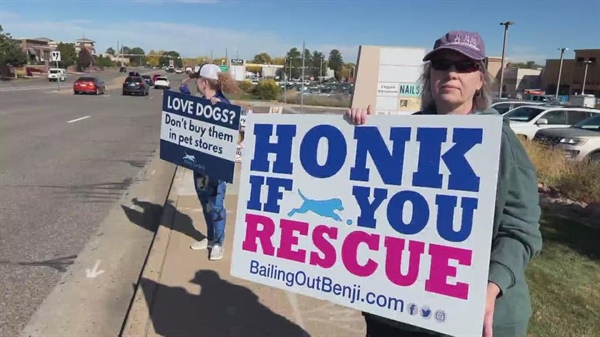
[47,68,66,82]
[504,105,600,140]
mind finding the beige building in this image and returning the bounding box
[542,49,600,96]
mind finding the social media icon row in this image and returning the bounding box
[407,304,445,323]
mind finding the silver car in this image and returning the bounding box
[533,114,600,162]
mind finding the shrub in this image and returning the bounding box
[521,140,600,204]
[278,89,351,108]
[253,80,280,100]
[238,80,253,93]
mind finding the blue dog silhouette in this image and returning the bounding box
[287,190,344,222]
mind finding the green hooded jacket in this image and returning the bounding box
[363,108,543,337]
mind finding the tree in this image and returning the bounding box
[0,25,28,69]
[77,47,93,71]
[251,52,272,64]
[120,46,131,55]
[105,47,115,55]
[96,55,114,68]
[285,47,302,79]
[129,47,145,66]
[147,50,161,67]
[159,50,182,68]
[507,60,542,69]
[272,57,286,65]
[56,42,77,69]
[328,49,344,80]
[310,51,326,79]
[302,48,312,78]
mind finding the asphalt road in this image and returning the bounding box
[0,70,345,336]
[0,72,172,337]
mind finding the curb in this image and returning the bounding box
[120,166,181,337]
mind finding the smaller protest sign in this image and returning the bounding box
[231,114,503,336]
[159,90,241,183]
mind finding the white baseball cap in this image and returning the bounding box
[199,64,220,80]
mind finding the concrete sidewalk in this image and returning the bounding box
[122,165,365,337]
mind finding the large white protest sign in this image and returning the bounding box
[231,114,503,336]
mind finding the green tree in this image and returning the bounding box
[77,48,93,71]
[129,47,145,66]
[105,47,115,55]
[311,51,326,79]
[96,55,114,68]
[0,25,28,69]
[160,51,182,68]
[56,42,77,69]
[251,52,272,64]
[285,47,302,79]
[302,48,312,78]
[328,49,344,80]
[121,46,131,55]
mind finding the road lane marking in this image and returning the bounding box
[67,116,91,123]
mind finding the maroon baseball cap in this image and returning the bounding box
[423,30,486,61]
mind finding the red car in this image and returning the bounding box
[152,74,162,82]
[74,76,105,95]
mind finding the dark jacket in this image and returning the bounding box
[364,108,543,337]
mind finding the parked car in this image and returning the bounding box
[490,100,546,115]
[122,76,149,96]
[48,68,66,82]
[175,68,183,74]
[533,114,600,162]
[154,77,171,89]
[73,76,105,95]
[504,105,600,140]
[141,74,154,86]
[119,66,127,73]
[128,71,141,77]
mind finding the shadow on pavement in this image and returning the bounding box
[139,270,309,337]
[123,197,206,242]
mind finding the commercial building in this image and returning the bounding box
[542,49,599,96]
[16,37,54,65]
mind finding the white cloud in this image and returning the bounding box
[0,11,359,61]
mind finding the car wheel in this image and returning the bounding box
[122,91,127,95]
[95,88,99,95]
[589,152,600,163]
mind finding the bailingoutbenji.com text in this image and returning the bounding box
[249,259,406,313]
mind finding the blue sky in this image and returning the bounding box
[1,0,598,64]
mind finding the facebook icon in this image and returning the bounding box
[408,304,419,316]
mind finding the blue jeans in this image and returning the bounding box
[193,171,227,245]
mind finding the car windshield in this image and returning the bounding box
[142,75,151,79]
[126,76,143,82]
[157,77,168,81]
[49,70,59,74]
[503,106,546,122]
[573,114,600,131]
[78,77,95,81]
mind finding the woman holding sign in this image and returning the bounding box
[188,64,239,261]
[347,31,542,337]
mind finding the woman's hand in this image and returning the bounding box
[346,105,373,125]
[483,282,501,337]
[210,97,221,105]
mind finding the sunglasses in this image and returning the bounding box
[430,59,481,73]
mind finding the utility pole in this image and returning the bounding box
[555,48,568,100]
[225,48,228,63]
[210,50,213,63]
[498,21,514,99]
[582,60,592,94]
[301,41,305,111]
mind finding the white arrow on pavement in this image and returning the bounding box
[85,260,105,278]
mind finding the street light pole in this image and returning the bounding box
[555,47,568,100]
[301,41,306,111]
[582,60,592,94]
[498,21,514,99]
